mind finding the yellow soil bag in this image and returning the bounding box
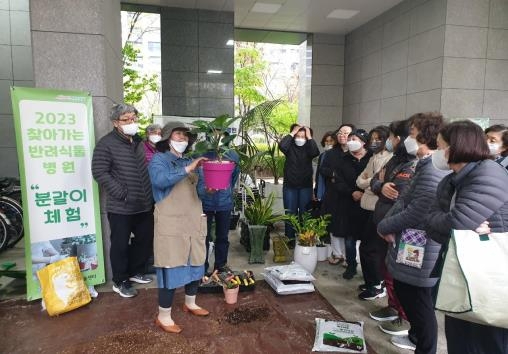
[37,256,91,316]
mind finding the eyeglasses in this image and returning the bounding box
[117,115,138,123]
[337,131,350,136]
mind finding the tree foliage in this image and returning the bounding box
[122,42,158,106]
[269,101,297,134]
[234,45,267,117]
[121,11,161,137]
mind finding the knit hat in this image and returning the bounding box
[349,129,369,144]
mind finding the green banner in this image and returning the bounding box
[10,87,105,300]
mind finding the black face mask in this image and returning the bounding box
[369,142,381,152]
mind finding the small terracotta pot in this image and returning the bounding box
[223,286,239,304]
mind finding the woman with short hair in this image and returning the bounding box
[320,124,355,264]
[377,112,448,353]
[279,124,320,244]
[427,120,508,354]
[143,123,162,163]
[485,124,508,168]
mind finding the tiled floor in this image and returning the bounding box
[0,228,448,353]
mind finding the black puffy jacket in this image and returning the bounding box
[92,129,153,214]
[427,159,508,243]
[379,157,450,287]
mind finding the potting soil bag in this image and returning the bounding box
[312,318,367,353]
[37,256,91,316]
[262,270,315,295]
[264,262,316,282]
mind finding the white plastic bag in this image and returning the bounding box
[435,230,508,329]
[264,262,316,282]
[312,318,367,353]
[262,271,315,295]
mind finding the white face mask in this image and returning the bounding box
[432,149,450,171]
[148,135,161,144]
[121,123,139,136]
[170,140,188,153]
[324,144,333,151]
[488,142,500,156]
[346,140,363,152]
[404,136,419,155]
[295,138,306,146]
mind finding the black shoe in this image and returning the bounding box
[342,266,357,280]
[358,280,385,292]
[129,274,153,284]
[112,281,138,298]
[358,287,387,300]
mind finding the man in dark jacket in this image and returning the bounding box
[92,103,154,298]
[279,124,320,243]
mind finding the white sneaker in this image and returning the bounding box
[390,335,416,351]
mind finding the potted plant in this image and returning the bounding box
[238,100,286,213]
[208,270,240,304]
[191,114,239,189]
[243,186,287,264]
[287,212,331,273]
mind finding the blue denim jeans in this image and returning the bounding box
[344,235,357,268]
[282,186,313,240]
[204,210,231,271]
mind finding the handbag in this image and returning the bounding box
[435,229,508,329]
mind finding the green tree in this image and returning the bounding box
[270,101,297,134]
[122,11,161,137]
[234,44,267,117]
[122,43,158,106]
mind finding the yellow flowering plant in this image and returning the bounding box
[287,212,331,247]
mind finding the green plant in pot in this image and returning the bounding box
[191,114,239,190]
[287,212,331,247]
[243,186,287,264]
[238,100,285,185]
[287,212,331,273]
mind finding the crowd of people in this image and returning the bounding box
[307,115,508,354]
[91,103,508,353]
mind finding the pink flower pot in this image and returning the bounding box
[223,286,239,304]
[202,160,235,189]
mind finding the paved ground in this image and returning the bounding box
[0,227,448,353]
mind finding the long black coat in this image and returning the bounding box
[320,148,372,238]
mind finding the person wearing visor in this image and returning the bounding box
[148,121,209,334]
[92,103,154,298]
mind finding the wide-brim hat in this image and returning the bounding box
[161,121,189,141]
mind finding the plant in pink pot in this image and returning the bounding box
[191,115,239,190]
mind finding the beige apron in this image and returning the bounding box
[153,172,207,268]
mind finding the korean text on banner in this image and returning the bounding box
[10,86,105,300]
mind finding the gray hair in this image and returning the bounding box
[109,103,138,121]
[145,124,161,135]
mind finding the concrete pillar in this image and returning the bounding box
[0,0,33,177]
[309,33,345,144]
[160,7,234,118]
[30,0,124,280]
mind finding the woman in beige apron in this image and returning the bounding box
[148,121,208,334]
